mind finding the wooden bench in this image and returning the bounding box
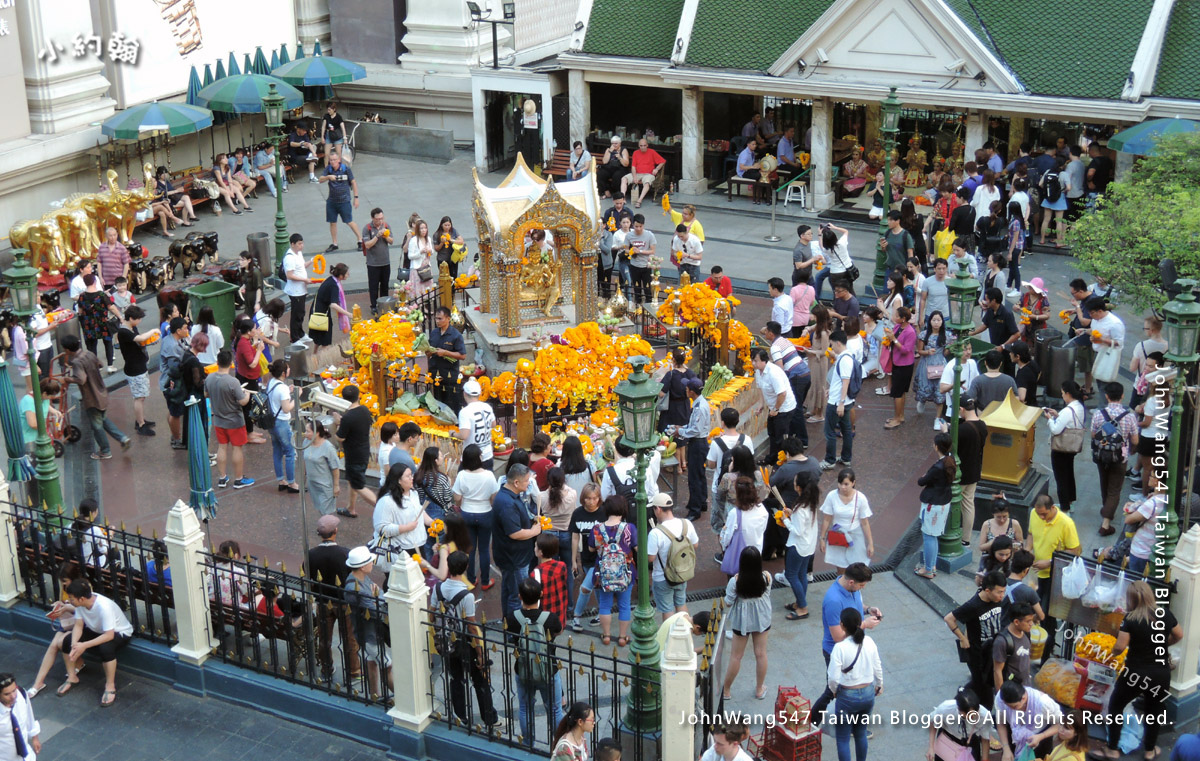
[543,148,571,180]
[727,173,773,201]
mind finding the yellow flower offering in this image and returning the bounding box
[773,509,785,527]
[429,519,446,537]
[1091,330,1102,339]
[539,515,553,530]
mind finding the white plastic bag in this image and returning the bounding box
[1061,556,1091,599]
[1101,570,1129,613]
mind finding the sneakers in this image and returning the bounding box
[713,552,724,564]
[217,476,230,488]
[106,364,118,375]
[213,202,221,213]
[120,438,132,452]
[232,478,255,490]
[1006,289,1021,299]
[570,617,582,632]
[915,401,926,414]
[324,243,338,253]
[136,423,156,436]
[170,440,186,450]
[820,460,838,471]
[774,572,788,586]
[309,175,318,183]
[90,451,113,460]
[589,616,600,625]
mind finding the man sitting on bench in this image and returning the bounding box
[736,138,767,204]
[58,577,133,707]
[288,122,319,183]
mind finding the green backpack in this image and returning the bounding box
[513,609,553,687]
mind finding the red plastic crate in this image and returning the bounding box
[751,726,821,761]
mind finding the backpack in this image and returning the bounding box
[513,609,553,687]
[594,523,632,592]
[658,521,696,586]
[248,378,280,429]
[714,435,748,485]
[1043,171,1063,203]
[835,352,864,399]
[1091,409,1129,466]
[605,465,637,503]
[433,582,475,662]
[986,629,1022,683]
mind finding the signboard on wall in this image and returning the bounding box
[108,0,296,105]
[0,0,31,142]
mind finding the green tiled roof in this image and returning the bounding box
[1154,0,1200,99]
[581,0,685,60]
[946,0,1151,99]
[686,0,832,71]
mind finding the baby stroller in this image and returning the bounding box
[45,352,80,457]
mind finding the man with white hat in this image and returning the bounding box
[344,546,391,696]
[457,378,497,472]
[646,493,699,621]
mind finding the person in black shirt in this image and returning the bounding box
[307,514,360,682]
[288,122,318,182]
[973,288,1019,351]
[426,306,466,413]
[335,385,378,516]
[947,187,977,237]
[1086,143,1114,198]
[1098,580,1183,759]
[504,576,564,742]
[957,398,987,546]
[309,263,353,347]
[116,305,157,435]
[944,570,1007,709]
[321,102,347,152]
[1009,342,1040,405]
[179,331,209,447]
[568,484,603,631]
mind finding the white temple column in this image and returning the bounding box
[401,0,500,73]
[965,109,986,162]
[1170,526,1200,697]
[15,0,114,134]
[811,97,834,210]
[568,69,588,145]
[679,86,706,195]
[295,0,332,52]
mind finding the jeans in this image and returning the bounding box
[517,673,563,745]
[678,263,700,283]
[1008,249,1022,291]
[500,564,524,615]
[813,268,831,301]
[289,294,307,339]
[86,407,127,455]
[270,418,296,482]
[366,265,391,312]
[784,547,812,608]
[462,511,492,586]
[85,336,115,366]
[921,531,939,573]
[259,169,287,196]
[833,684,875,761]
[596,585,632,620]
[684,437,709,518]
[788,374,811,445]
[823,403,854,464]
[1126,554,1149,577]
[617,257,632,300]
[573,567,595,618]
[550,530,573,603]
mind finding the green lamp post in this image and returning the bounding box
[1158,279,1200,566]
[937,267,981,563]
[261,83,290,277]
[614,355,662,732]
[872,87,902,292]
[4,250,64,518]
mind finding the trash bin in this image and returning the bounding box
[286,336,315,380]
[1044,342,1077,399]
[184,279,240,334]
[247,232,273,276]
[1035,328,1064,385]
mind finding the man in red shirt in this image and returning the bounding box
[704,265,733,297]
[621,139,666,208]
[530,534,569,625]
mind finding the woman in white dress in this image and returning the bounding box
[819,467,875,572]
[406,218,436,299]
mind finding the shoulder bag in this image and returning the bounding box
[1050,403,1085,454]
[308,307,330,333]
[826,494,858,547]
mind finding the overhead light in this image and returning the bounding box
[467,1,485,20]
[797,59,807,73]
[502,2,515,19]
[816,48,830,64]
[574,20,584,31]
[974,71,987,87]
[945,58,966,72]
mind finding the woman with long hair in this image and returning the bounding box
[782,479,820,619]
[974,534,1013,586]
[303,418,341,515]
[876,271,905,325]
[237,250,263,316]
[189,305,224,365]
[860,308,885,380]
[829,607,883,761]
[1007,201,1028,294]
[231,316,267,443]
[1038,155,1068,247]
[717,446,769,546]
[212,153,252,214]
[76,273,121,371]
[1094,581,1183,761]
[816,224,852,300]
[819,468,874,573]
[790,268,816,338]
[975,199,1007,262]
[552,702,595,761]
[982,253,1008,311]
[28,561,84,697]
[539,466,577,581]
[899,197,928,274]
[407,218,436,298]
[415,446,453,556]
[971,170,1001,218]
[719,475,770,575]
[721,546,773,700]
[804,303,834,422]
[914,311,951,425]
[425,511,473,584]
[878,306,916,429]
[569,482,603,631]
[916,433,955,578]
[265,359,299,494]
[559,435,594,510]
[434,215,466,279]
[451,443,500,589]
[373,463,431,576]
[73,498,110,568]
[593,495,636,647]
[658,346,697,432]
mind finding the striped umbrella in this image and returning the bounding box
[196,74,303,113]
[252,46,270,76]
[0,359,34,483]
[185,396,217,522]
[279,43,290,65]
[269,49,280,71]
[101,102,214,140]
[271,55,366,86]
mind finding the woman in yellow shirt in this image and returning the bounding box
[1045,710,1087,761]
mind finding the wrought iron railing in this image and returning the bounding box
[200,551,393,708]
[696,599,728,751]
[6,503,178,646]
[424,603,662,761]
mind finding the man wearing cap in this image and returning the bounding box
[307,515,360,682]
[647,494,699,621]
[596,136,631,199]
[343,546,391,696]
[426,306,466,413]
[457,379,497,471]
[673,378,711,521]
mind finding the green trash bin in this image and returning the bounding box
[184,279,240,334]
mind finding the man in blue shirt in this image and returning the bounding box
[740,113,761,140]
[811,563,881,727]
[493,464,542,615]
[983,141,1004,175]
[777,126,801,172]
[674,378,711,520]
[426,306,467,413]
[318,151,360,253]
[960,161,982,200]
[737,138,766,204]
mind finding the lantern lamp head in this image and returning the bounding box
[946,267,981,334]
[615,356,659,451]
[881,87,902,135]
[1163,278,1200,365]
[261,83,286,129]
[3,249,39,320]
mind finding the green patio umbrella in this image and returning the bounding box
[0,358,35,484]
[279,43,290,65]
[185,396,217,523]
[228,52,240,76]
[1108,117,1200,156]
[186,66,202,106]
[102,102,214,140]
[270,49,280,71]
[271,55,366,86]
[313,40,323,56]
[202,63,213,87]
[196,74,303,113]
[215,58,226,80]
[243,53,254,76]
[253,46,270,76]
[295,42,305,59]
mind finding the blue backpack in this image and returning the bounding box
[835,353,863,399]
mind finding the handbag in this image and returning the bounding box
[1050,404,1086,454]
[826,495,858,547]
[926,362,945,380]
[416,262,434,282]
[933,730,975,761]
[308,309,330,332]
[1092,343,1121,383]
[846,264,861,282]
[720,509,746,575]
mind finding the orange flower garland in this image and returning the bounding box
[312,254,327,275]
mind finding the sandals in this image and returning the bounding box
[27,685,43,699]
[874,387,890,396]
[755,688,768,700]
[915,569,937,579]
[56,680,77,697]
[602,635,612,646]
[101,688,116,707]
[884,420,903,430]
[617,637,629,647]
[786,611,809,620]
[335,508,358,518]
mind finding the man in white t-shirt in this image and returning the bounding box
[768,277,794,335]
[671,224,704,284]
[62,578,133,706]
[647,494,699,620]
[705,407,748,534]
[753,347,796,461]
[1086,297,1124,352]
[700,724,755,761]
[456,378,497,470]
[282,233,310,340]
[601,440,661,502]
[822,329,855,471]
[937,341,980,432]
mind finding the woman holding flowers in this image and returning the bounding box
[804,304,834,424]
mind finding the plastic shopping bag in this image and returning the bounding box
[1061,556,1090,599]
[1101,570,1129,613]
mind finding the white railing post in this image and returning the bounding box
[1171,524,1200,696]
[661,615,698,761]
[386,553,433,731]
[0,475,23,608]
[165,500,213,665]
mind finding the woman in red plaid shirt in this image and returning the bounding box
[533,534,570,626]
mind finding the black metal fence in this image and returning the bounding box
[423,602,662,761]
[200,551,394,708]
[6,503,177,646]
[696,599,728,751]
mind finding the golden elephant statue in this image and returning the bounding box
[52,207,99,268]
[26,220,69,274]
[9,219,35,254]
[101,168,144,244]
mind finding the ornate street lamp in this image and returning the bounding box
[937,267,981,563]
[873,87,902,292]
[4,250,63,517]
[614,355,661,731]
[261,83,290,279]
[1159,279,1200,564]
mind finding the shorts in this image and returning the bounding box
[732,626,771,637]
[1137,434,1167,458]
[652,578,687,614]
[166,397,185,418]
[362,637,392,668]
[127,372,149,399]
[326,199,353,224]
[346,460,368,490]
[1075,342,1096,375]
[62,626,130,662]
[215,425,248,446]
[18,362,29,378]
